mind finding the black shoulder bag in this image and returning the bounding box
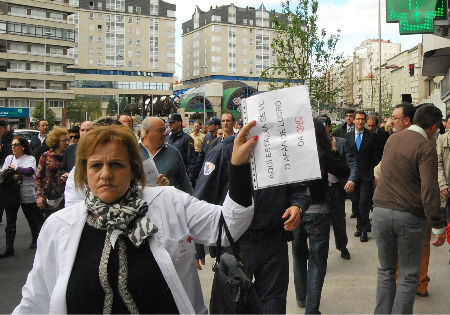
[209,214,263,314]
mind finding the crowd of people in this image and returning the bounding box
[0,102,448,314]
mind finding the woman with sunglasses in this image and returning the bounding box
[35,127,69,218]
[0,136,43,258]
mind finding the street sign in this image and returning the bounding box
[0,107,30,118]
[386,0,448,34]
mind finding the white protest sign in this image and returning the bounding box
[242,85,321,190]
[143,158,159,187]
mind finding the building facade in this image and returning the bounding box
[373,44,428,116]
[182,4,283,89]
[68,0,175,115]
[0,0,76,126]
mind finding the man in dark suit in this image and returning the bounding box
[30,120,49,166]
[333,109,355,138]
[367,116,389,165]
[344,110,377,242]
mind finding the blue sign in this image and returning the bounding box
[0,107,30,118]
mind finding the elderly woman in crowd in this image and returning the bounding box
[35,127,69,217]
[0,136,43,258]
[14,122,257,314]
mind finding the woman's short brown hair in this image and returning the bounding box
[13,136,32,155]
[74,125,145,189]
[45,127,68,149]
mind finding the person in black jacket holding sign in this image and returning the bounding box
[292,118,349,314]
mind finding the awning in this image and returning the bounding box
[422,47,450,76]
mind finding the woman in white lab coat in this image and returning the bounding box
[14,122,257,314]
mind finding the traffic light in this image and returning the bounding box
[409,64,414,76]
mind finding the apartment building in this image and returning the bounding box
[68,0,175,114]
[182,4,284,89]
[374,44,428,114]
[0,0,76,126]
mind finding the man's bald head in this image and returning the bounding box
[80,121,93,137]
[141,117,166,153]
[119,114,133,128]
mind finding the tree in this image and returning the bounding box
[67,96,103,124]
[264,0,342,108]
[106,97,118,116]
[32,101,56,127]
[119,97,130,115]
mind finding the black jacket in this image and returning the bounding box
[372,127,389,165]
[0,129,14,166]
[332,123,354,138]
[166,130,197,182]
[344,128,377,182]
[62,143,77,173]
[30,134,49,166]
[194,135,311,233]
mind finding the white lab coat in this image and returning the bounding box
[13,186,254,314]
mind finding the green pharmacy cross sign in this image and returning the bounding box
[387,0,448,34]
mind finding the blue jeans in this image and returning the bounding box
[372,207,427,314]
[238,236,289,314]
[292,212,330,314]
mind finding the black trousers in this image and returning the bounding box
[351,179,373,233]
[327,183,348,251]
[4,203,43,244]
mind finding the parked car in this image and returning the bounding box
[14,129,39,143]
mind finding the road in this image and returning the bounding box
[1,201,449,314]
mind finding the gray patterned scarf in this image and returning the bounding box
[85,185,158,314]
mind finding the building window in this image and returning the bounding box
[98,25,102,31]
[128,17,133,24]
[128,50,132,57]
[136,50,140,57]
[98,2,102,10]
[98,13,102,20]
[89,35,94,42]
[89,24,94,31]
[243,19,247,25]
[128,39,132,46]
[136,17,140,24]
[89,59,94,65]
[10,6,28,16]
[211,15,221,22]
[50,12,64,21]
[89,13,94,20]
[97,36,102,42]
[150,0,159,16]
[136,27,140,35]
[167,10,175,18]
[136,61,140,67]
[136,39,140,46]
[89,1,94,9]
[88,47,94,54]
[136,7,141,14]
[97,59,102,65]
[128,61,132,67]
[228,6,236,24]
[98,47,102,54]
[249,20,253,26]
[128,6,133,14]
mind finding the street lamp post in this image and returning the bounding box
[43,31,52,120]
[201,64,208,124]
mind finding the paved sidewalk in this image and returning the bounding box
[197,200,450,314]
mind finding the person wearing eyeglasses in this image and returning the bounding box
[35,127,69,218]
[0,136,43,258]
[62,123,91,176]
[68,126,80,145]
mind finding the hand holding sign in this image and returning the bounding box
[242,85,321,189]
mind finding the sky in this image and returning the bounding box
[173,0,423,79]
